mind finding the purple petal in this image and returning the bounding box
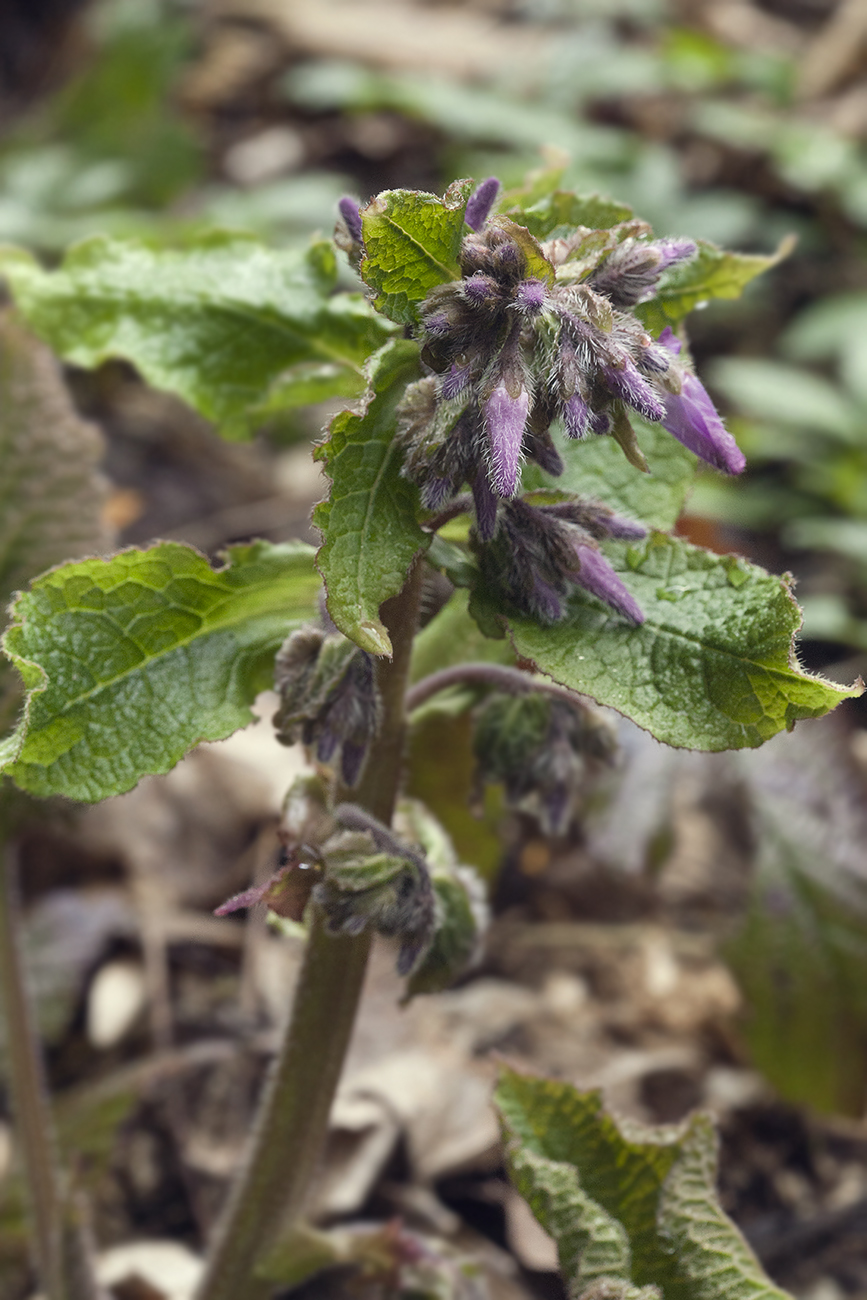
[472,473,499,542]
[655,238,696,272]
[657,326,682,356]
[514,278,547,314]
[441,363,471,400]
[484,380,529,497]
[601,512,647,541]
[464,177,501,231]
[661,373,746,475]
[338,197,363,243]
[564,392,590,439]
[573,545,644,624]
[603,362,666,423]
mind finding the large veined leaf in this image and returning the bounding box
[525,418,699,533]
[0,540,320,801]
[500,532,857,751]
[359,180,473,325]
[496,1069,791,1300]
[315,340,429,657]
[0,234,394,438]
[637,236,795,336]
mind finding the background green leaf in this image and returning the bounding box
[359,180,473,324]
[501,533,856,751]
[0,313,111,734]
[0,540,320,801]
[0,234,394,438]
[496,1068,791,1300]
[314,340,429,656]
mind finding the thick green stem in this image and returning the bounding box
[0,843,66,1300]
[194,561,424,1300]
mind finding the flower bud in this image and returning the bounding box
[484,379,529,497]
[273,629,380,787]
[573,544,645,624]
[657,328,745,474]
[464,176,501,231]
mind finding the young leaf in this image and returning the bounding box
[637,236,795,336]
[496,1068,792,1300]
[315,340,429,657]
[0,540,320,801]
[503,191,634,240]
[499,533,857,751]
[524,418,699,533]
[359,180,474,324]
[0,235,394,438]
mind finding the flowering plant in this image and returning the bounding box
[0,170,856,1299]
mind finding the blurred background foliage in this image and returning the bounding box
[5,0,867,1129]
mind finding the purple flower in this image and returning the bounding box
[564,392,590,439]
[441,363,471,400]
[655,238,697,272]
[573,545,644,624]
[484,380,529,497]
[338,197,363,243]
[603,360,666,422]
[471,474,498,542]
[464,177,501,232]
[657,329,745,475]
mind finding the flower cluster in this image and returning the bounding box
[345,178,745,626]
[472,690,617,834]
[273,627,379,786]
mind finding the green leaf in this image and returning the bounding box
[637,235,796,335]
[727,721,867,1115]
[0,235,394,438]
[315,340,429,657]
[502,533,857,751]
[0,540,320,801]
[503,190,634,240]
[359,180,473,324]
[496,1068,792,1300]
[524,418,699,533]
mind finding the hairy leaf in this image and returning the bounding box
[502,533,857,751]
[0,235,393,438]
[0,540,319,801]
[315,340,429,657]
[359,180,473,324]
[496,1069,791,1300]
[637,236,795,336]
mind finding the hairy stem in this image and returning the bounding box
[0,843,66,1300]
[405,661,590,714]
[194,560,424,1300]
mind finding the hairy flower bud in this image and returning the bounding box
[463,176,500,232]
[273,628,380,786]
[484,380,529,497]
[657,328,745,474]
[473,692,616,834]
